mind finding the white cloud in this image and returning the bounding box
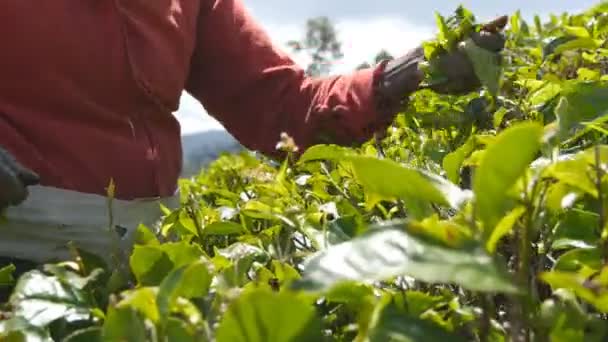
[331,16,433,73]
[174,15,433,135]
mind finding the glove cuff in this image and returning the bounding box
[369,47,424,132]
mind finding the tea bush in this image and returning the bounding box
[1,3,608,341]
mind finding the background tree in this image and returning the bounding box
[287,16,344,77]
[356,49,395,70]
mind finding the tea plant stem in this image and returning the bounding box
[186,195,205,243]
[594,143,608,264]
[517,174,536,342]
[479,294,492,342]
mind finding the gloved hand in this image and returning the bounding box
[0,147,39,210]
[376,15,508,107]
[426,15,508,95]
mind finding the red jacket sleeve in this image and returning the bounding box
[185,0,388,157]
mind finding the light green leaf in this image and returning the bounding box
[298,144,354,163]
[527,81,562,107]
[130,242,205,286]
[215,289,322,342]
[293,222,519,294]
[157,261,212,323]
[117,287,159,324]
[435,12,453,50]
[553,38,600,55]
[473,122,543,233]
[543,158,597,197]
[133,224,160,246]
[486,206,526,254]
[578,67,601,81]
[541,271,608,313]
[442,136,477,183]
[563,26,591,38]
[349,156,472,210]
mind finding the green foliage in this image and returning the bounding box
[2,3,608,341]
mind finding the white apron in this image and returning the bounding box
[0,185,179,264]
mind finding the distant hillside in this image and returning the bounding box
[180,130,244,176]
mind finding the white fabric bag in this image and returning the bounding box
[0,185,179,264]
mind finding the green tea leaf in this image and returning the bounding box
[460,38,502,96]
[541,271,608,313]
[443,136,477,183]
[117,287,159,324]
[102,307,147,341]
[563,26,591,38]
[8,271,93,327]
[0,317,53,342]
[349,156,472,210]
[486,206,526,254]
[215,289,322,342]
[293,222,518,294]
[203,221,245,235]
[298,144,354,163]
[130,242,205,286]
[157,261,212,323]
[368,300,467,342]
[473,122,543,233]
[0,264,16,286]
[556,81,608,139]
[553,38,600,55]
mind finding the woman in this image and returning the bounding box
[0,1,505,266]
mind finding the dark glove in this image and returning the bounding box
[427,16,508,95]
[0,147,39,210]
[375,15,508,106]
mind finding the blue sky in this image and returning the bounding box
[175,0,600,135]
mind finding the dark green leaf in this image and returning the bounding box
[293,221,518,294]
[368,301,467,342]
[461,38,502,95]
[203,221,245,235]
[556,81,608,139]
[166,318,202,342]
[0,264,16,286]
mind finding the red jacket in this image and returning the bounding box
[0,0,388,200]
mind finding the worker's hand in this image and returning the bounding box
[428,15,508,95]
[0,147,39,210]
